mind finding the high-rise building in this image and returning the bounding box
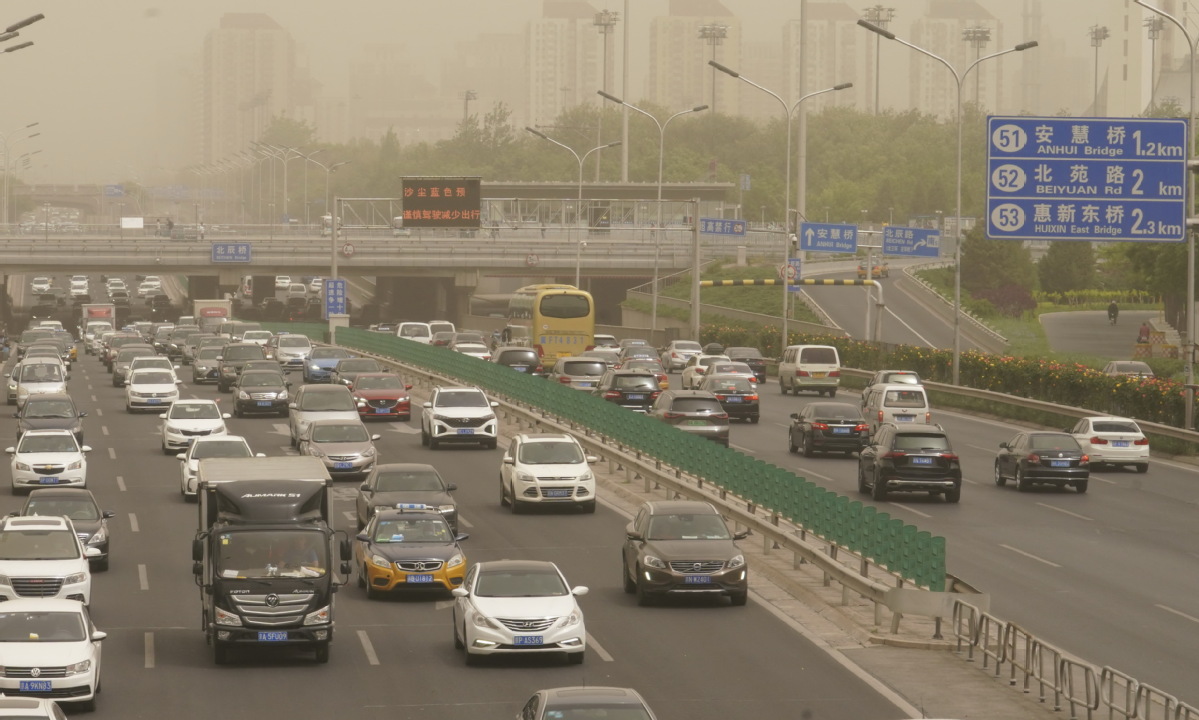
[201,13,297,164]
[909,0,1003,119]
[783,2,866,115]
[526,0,602,128]
[647,0,741,116]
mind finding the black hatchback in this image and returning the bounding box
[994,431,1089,493]
[788,401,869,457]
[492,346,547,378]
[593,369,660,412]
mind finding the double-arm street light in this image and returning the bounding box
[857,19,1036,385]
[1,14,44,57]
[307,157,350,225]
[1,122,40,226]
[597,90,706,332]
[709,59,852,350]
[525,127,621,286]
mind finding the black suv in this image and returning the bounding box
[216,342,267,392]
[491,346,546,377]
[857,423,961,503]
[593,369,660,412]
[788,401,869,457]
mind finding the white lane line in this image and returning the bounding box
[1036,502,1092,522]
[101,426,109,436]
[880,304,936,347]
[1000,544,1061,568]
[887,502,932,519]
[458,516,473,529]
[357,630,380,665]
[961,477,979,486]
[1092,475,1118,485]
[138,564,149,590]
[434,600,454,610]
[1156,604,1199,624]
[342,511,356,523]
[95,408,103,417]
[585,633,614,662]
[967,444,997,454]
[107,448,116,460]
[116,476,126,492]
[144,632,155,668]
[91,395,97,402]
[129,513,139,533]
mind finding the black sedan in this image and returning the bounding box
[230,369,291,417]
[788,402,870,457]
[725,346,767,383]
[19,488,114,571]
[355,463,459,531]
[698,374,759,422]
[995,431,1089,493]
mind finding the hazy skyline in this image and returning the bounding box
[0,1,1145,185]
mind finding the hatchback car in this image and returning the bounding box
[858,423,961,502]
[288,384,360,447]
[0,599,105,710]
[14,359,67,410]
[621,499,749,606]
[304,347,354,383]
[995,431,1090,493]
[6,430,92,493]
[330,358,385,388]
[125,367,181,412]
[452,560,587,665]
[298,418,380,480]
[231,369,291,417]
[548,357,608,390]
[518,687,658,720]
[492,346,546,377]
[679,354,731,390]
[159,399,230,454]
[1066,416,1149,472]
[697,374,760,423]
[0,516,97,603]
[593,369,660,412]
[14,393,86,444]
[355,463,458,531]
[351,372,411,421]
[355,506,468,597]
[788,402,870,457]
[20,488,114,571]
[648,390,730,447]
[500,433,599,513]
[177,434,262,500]
[420,386,499,449]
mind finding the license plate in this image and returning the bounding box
[333,462,353,470]
[544,488,572,498]
[39,477,61,484]
[147,398,162,404]
[627,393,645,400]
[456,428,475,435]
[911,457,934,465]
[812,372,826,378]
[1112,440,1130,447]
[257,401,273,407]
[832,427,850,435]
[374,408,389,414]
[19,680,51,692]
[407,574,434,583]
[513,366,528,372]
[684,575,712,584]
[577,382,594,387]
[895,415,914,422]
[726,396,742,403]
[1050,460,1070,467]
[513,635,543,646]
[685,419,708,426]
[258,631,288,642]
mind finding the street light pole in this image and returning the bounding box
[709,59,851,351]
[858,19,1037,385]
[0,122,39,228]
[593,10,619,183]
[861,6,895,115]
[525,127,621,287]
[308,157,350,225]
[597,90,707,333]
[1090,25,1110,114]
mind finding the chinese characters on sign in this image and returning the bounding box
[986,116,1187,242]
[400,177,482,228]
[698,218,747,236]
[210,243,251,263]
[882,226,941,258]
[324,279,347,318]
[798,222,858,253]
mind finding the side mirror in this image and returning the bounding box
[359,482,370,491]
[355,533,369,542]
[84,547,102,558]
[159,413,167,419]
[371,434,381,441]
[176,453,186,460]
[192,538,204,562]
[91,630,108,642]
[451,588,468,597]
[733,529,750,540]
[222,413,232,419]
[254,453,266,457]
[175,379,183,384]
[490,401,499,408]
[502,457,514,465]
[192,560,202,576]
[79,411,88,418]
[422,402,432,409]
[81,445,92,453]
[405,384,413,390]
[789,413,800,421]
[102,510,115,519]
[289,403,298,409]
[999,441,1009,449]
[455,533,470,542]
[571,586,589,597]
[585,455,598,464]
[445,483,457,492]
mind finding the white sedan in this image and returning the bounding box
[0,599,105,711]
[178,434,262,499]
[1067,415,1150,472]
[6,429,91,493]
[451,342,492,361]
[452,559,587,665]
[680,354,731,390]
[126,368,181,412]
[159,399,230,454]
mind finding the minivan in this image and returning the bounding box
[778,344,840,396]
[864,384,931,433]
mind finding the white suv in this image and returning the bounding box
[500,433,598,513]
[0,515,97,604]
[420,386,498,450]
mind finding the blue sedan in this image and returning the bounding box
[303,347,354,383]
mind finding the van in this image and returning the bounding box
[865,384,931,433]
[778,344,841,396]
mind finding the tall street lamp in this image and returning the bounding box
[1135,0,1197,428]
[710,59,851,350]
[698,24,729,113]
[858,19,1037,385]
[309,157,350,225]
[1089,25,1110,114]
[598,90,706,332]
[861,6,895,115]
[1,122,39,227]
[525,127,621,287]
[593,10,619,182]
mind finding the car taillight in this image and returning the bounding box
[664,411,683,419]
[534,344,545,358]
[882,451,906,459]
[1080,454,1089,464]
[812,422,829,430]
[697,367,706,374]
[714,412,728,419]
[650,391,661,399]
[1025,453,1041,465]
[558,376,572,384]
[585,345,595,351]
[656,373,667,383]
[671,352,679,358]
[603,390,621,399]
[877,410,884,422]
[796,370,810,377]
[1089,436,1108,445]
[714,394,727,401]
[1134,437,1149,445]
[745,395,758,401]
[924,412,930,423]
[829,370,841,377]
[854,424,870,432]
[940,453,959,462]
[534,366,544,373]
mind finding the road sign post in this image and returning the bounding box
[786,258,803,292]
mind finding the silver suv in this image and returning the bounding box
[420,386,498,450]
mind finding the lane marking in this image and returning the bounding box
[116,476,126,491]
[144,632,155,668]
[342,511,356,523]
[107,448,116,460]
[138,563,149,590]
[999,544,1061,568]
[1092,475,1118,485]
[887,502,932,519]
[967,444,997,454]
[434,600,454,610]
[95,408,103,417]
[1036,502,1092,522]
[129,513,139,533]
[91,395,97,402]
[101,426,109,436]
[357,629,380,665]
[1156,604,1199,624]
[585,633,614,662]
[880,304,936,347]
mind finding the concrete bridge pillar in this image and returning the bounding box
[187,276,220,306]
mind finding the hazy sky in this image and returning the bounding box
[0,1,1117,185]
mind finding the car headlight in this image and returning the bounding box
[88,526,107,544]
[446,553,464,569]
[67,459,83,471]
[579,471,594,483]
[0,575,8,586]
[308,447,325,458]
[277,390,288,400]
[238,390,250,400]
[14,462,30,472]
[304,606,330,625]
[431,414,449,423]
[371,554,391,569]
[643,555,666,570]
[196,365,210,372]
[437,504,455,514]
[63,572,87,585]
[64,659,91,675]
[515,471,537,484]
[472,612,499,629]
[356,398,367,407]
[557,610,581,628]
[727,554,745,569]
[214,607,242,626]
[310,363,321,370]
[362,447,376,458]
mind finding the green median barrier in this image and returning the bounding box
[844,502,871,554]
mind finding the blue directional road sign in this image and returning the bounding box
[786,258,803,292]
[210,242,251,263]
[799,222,858,253]
[103,184,125,197]
[883,226,941,258]
[324,279,347,318]
[986,116,1187,242]
[699,218,746,236]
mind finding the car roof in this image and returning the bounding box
[644,499,719,515]
[1081,415,1140,422]
[436,386,483,393]
[0,598,84,614]
[2,515,71,530]
[372,507,447,521]
[20,428,76,437]
[515,433,578,444]
[543,686,648,704]
[190,434,249,446]
[475,559,560,573]
[170,398,219,406]
[26,487,97,501]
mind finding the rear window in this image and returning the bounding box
[670,398,723,413]
[1092,421,1140,433]
[893,433,950,451]
[884,390,927,408]
[539,294,591,319]
[497,350,538,364]
[706,377,753,393]
[799,347,838,364]
[561,361,606,377]
[674,341,702,351]
[613,376,658,390]
[1030,435,1081,451]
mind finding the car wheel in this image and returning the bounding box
[1072,478,1089,493]
[162,444,174,456]
[213,643,231,665]
[1136,463,1148,474]
[78,696,96,713]
[994,462,1006,487]
[1015,467,1030,492]
[567,650,585,665]
[944,485,961,503]
[787,430,798,454]
[801,433,814,458]
[420,427,429,446]
[730,591,749,607]
[622,554,636,594]
[779,379,789,395]
[828,388,837,397]
[453,612,465,649]
[314,643,330,664]
[464,645,480,666]
[857,466,869,494]
[749,415,759,424]
[870,473,887,501]
[233,405,242,418]
[499,477,509,507]
[111,377,120,388]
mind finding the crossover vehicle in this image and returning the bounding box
[216,342,267,392]
[995,431,1090,493]
[450,340,492,361]
[0,515,98,603]
[14,394,86,444]
[128,355,179,384]
[177,435,262,500]
[20,488,114,571]
[648,390,730,447]
[329,357,385,388]
[180,333,218,364]
[125,367,181,412]
[30,277,51,294]
[191,346,224,384]
[492,346,546,377]
[697,370,761,421]
[304,346,354,383]
[518,687,658,720]
[298,418,379,480]
[159,399,230,454]
[0,599,105,710]
[788,402,870,456]
[500,433,599,513]
[660,340,703,372]
[355,463,458,531]
[620,358,670,389]
[778,344,841,396]
[621,499,748,606]
[6,430,91,493]
[274,275,291,290]
[288,384,360,447]
[858,423,962,502]
[231,369,291,417]
[593,369,660,412]
[1066,416,1149,472]
[548,357,607,390]
[427,320,455,336]
[679,354,731,390]
[430,330,455,347]
[420,386,499,449]
[355,506,468,597]
[351,372,411,421]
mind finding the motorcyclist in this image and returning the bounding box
[1107,300,1119,325]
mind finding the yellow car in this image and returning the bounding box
[856,263,889,279]
[355,505,467,597]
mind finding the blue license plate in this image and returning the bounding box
[726,396,742,403]
[895,415,913,421]
[1050,460,1070,467]
[39,477,60,484]
[407,574,434,583]
[544,488,572,498]
[513,366,528,372]
[577,382,594,387]
[911,457,934,465]
[333,462,353,470]
[147,398,162,404]
[1112,441,1130,447]
[257,401,272,407]
[513,635,543,646]
[456,428,475,435]
[626,393,645,400]
[19,680,51,692]
[258,631,288,642]
[684,575,712,584]
[374,408,390,414]
[832,427,851,435]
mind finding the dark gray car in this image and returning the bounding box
[648,390,730,446]
[15,393,86,443]
[355,463,458,531]
[20,487,114,571]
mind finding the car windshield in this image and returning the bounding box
[375,469,443,492]
[278,337,311,348]
[0,529,81,560]
[25,498,99,522]
[475,567,567,597]
[562,361,606,376]
[354,375,404,390]
[24,399,76,419]
[428,322,454,334]
[1113,363,1152,374]
[192,440,251,459]
[436,391,488,408]
[647,513,731,541]
[19,365,62,383]
[243,332,272,341]
[706,377,754,393]
[727,347,764,359]
[214,530,326,578]
[169,403,221,420]
[132,371,174,385]
[300,391,355,411]
[311,423,369,443]
[0,611,87,642]
[1029,435,1081,451]
[312,348,350,360]
[1092,420,1141,433]
[197,349,222,360]
[519,441,584,464]
[613,376,657,390]
[545,706,653,720]
[808,404,861,421]
[498,351,538,363]
[455,343,488,353]
[400,325,430,338]
[18,434,77,453]
[339,360,379,372]
[373,518,452,543]
[239,373,281,387]
[883,373,921,384]
[893,434,951,451]
[624,360,663,372]
[223,346,264,360]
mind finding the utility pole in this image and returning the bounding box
[1090,25,1110,115]
[461,90,477,123]
[861,6,895,115]
[1145,16,1164,108]
[593,10,619,183]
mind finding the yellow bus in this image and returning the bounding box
[507,284,595,359]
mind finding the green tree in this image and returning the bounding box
[1038,241,1095,293]
[960,225,1036,294]
[260,115,318,148]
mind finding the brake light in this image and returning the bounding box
[829,370,841,377]
[877,410,884,422]
[714,412,729,419]
[1080,454,1090,464]
[585,345,595,351]
[664,411,684,419]
[924,412,930,423]
[534,366,544,373]
[714,394,727,401]
[696,367,706,374]
[671,352,679,358]
[650,391,661,399]
[1025,453,1041,465]
[882,451,906,459]
[603,390,621,399]
[854,424,870,432]
[745,395,758,401]
[534,344,545,358]
[796,370,810,377]
[656,373,667,383]
[812,422,829,430]
[940,453,959,462]
[1089,436,1108,445]
[1134,437,1149,445]
[559,376,572,384]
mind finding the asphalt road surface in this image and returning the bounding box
[1041,309,1159,358]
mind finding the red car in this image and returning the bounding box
[351,372,412,420]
